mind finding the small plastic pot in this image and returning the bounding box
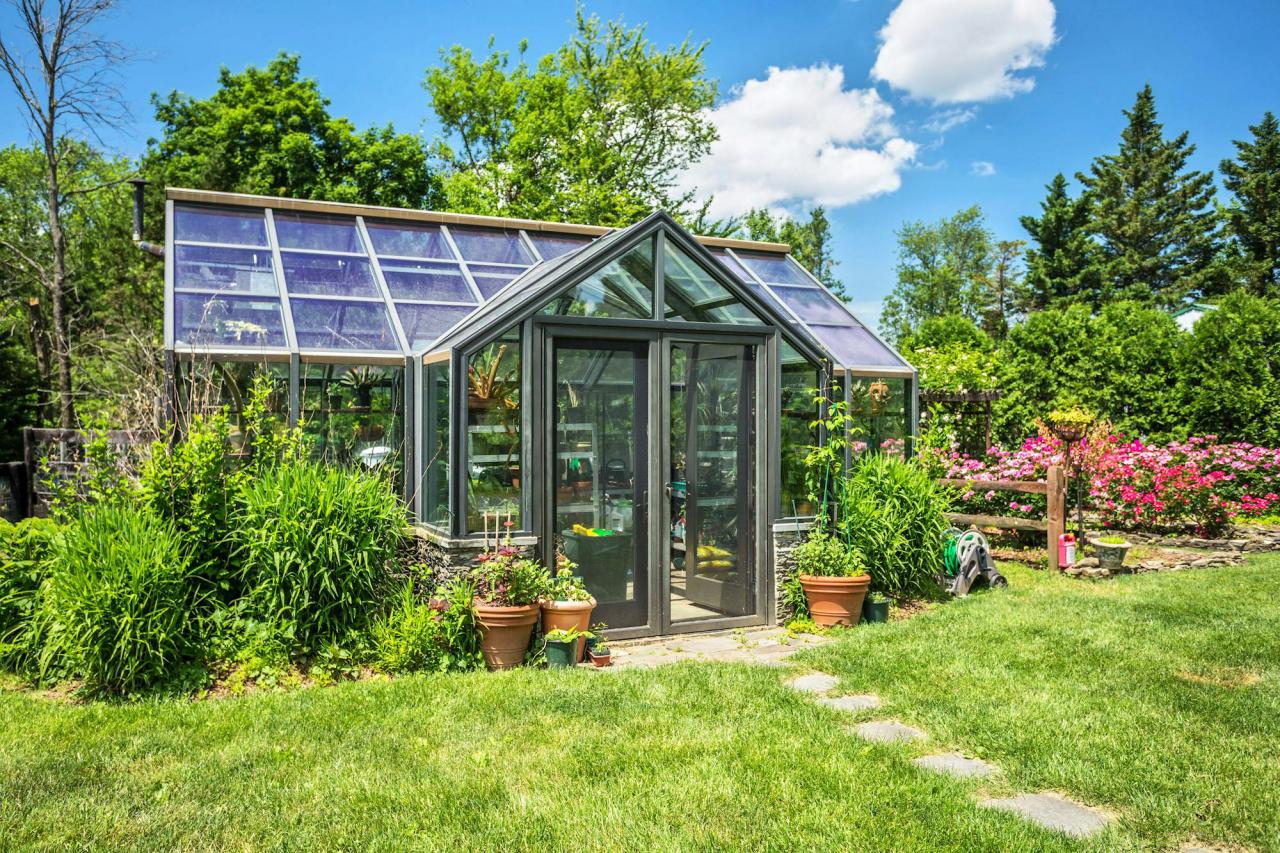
[545,639,578,669]
[861,596,890,624]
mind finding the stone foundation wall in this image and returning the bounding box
[772,521,812,624]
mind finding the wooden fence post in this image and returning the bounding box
[1047,464,1065,571]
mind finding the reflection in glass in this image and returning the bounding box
[380,260,475,302]
[273,212,364,253]
[710,248,755,284]
[300,363,405,485]
[366,221,453,259]
[780,341,821,517]
[174,205,267,246]
[468,264,522,299]
[553,342,648,629]
[174,245,276,294]
[290,298,398,351]
[174,293,287,348]
[808,323,904,368]
[395,303,474,350]
[663,242,759,323]
[847,376,907,458]
[465,325,521,531]
[423,359,451,526]
[771,285,850,325]
[280,252,379,298]
[173,359,289,449]
[736,252,813,286]
[540,237,653,319]
[449,227,532,264]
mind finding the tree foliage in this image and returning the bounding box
[424,11,716,227]
[1019,173,1103,310]
[1220,111,1280,298]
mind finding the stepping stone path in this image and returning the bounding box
[787,673,839,694]
[912,752,998,778]
[818,694,881,712]
[980,793,1112,839]
[855,720,926,743]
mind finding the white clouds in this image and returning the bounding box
[970,160,996,176]
[680,64,918,218]
[871,0,1057,103]
[923,107,977,134]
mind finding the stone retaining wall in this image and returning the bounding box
[1119,524,1280,553]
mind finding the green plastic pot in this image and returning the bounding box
[861,596,890,624]
[545,639,578,669]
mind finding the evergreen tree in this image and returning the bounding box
[1077,85,1219,307]
[1018,173,1103,310]
[740,207,847,299]
[1220,111,1280,297]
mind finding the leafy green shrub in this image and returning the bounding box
[44,505,196,694]
[836,454,951,599]
[0,517,61,673]
[232,460,404,647]
[372,580,482,673]
[782,526,867,620]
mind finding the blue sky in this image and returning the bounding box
[2,0,1277,328]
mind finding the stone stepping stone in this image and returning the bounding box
[855,720,926,743]
[787,673,838,694]
[980,793,1111,838]
[913,752,998,778]
[681,635,740,654]
[818,694,881,712]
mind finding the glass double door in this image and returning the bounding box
[549,333,760,636]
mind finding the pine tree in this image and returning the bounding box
[1220,111,1280,297]
[1019,173,1103,310]
[1077,85,1219,307]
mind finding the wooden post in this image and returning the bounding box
[1047,464,1065,571]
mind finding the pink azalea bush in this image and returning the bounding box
[928,434,1280,534]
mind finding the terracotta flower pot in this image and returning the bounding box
[541,597,596,662]
[474,600,541,670]
[798,574,872,627]
[589,650,612,667]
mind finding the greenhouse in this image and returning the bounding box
[163,187,916,638]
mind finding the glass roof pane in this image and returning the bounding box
[280,252,379,298]
[663,242,758,323]
[710,248,754,284]
[380,259,475,303]
[395,303,475,350]
[449,227,532,264]
[290,298,399,351]
[174,206,267,246]
[737,252,813,287]
[273,212,364,253]
[366,221,454,260]
[174,245,276,295]
[528,233,592,260]
[468,264,524,300]
[770,285,851,325]
[808,323,906,368]
[539,237,653,319]
[174,293,287,348]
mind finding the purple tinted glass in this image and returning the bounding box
[273,212,364,253]
[737,252,813,286]
[280,252,379,298]
[771,285,851,325]
[448,227,532,264]
[174,293,287,347]
[380,260,475,303]
[468,264,522,300]
[808,323,906,368]
[396,303,475,349]
[710,249,755,284]
[366,221,454,260]
[528,233,591,260]
[290,298,398,351]
[174,206,267,246]
[174,245,276,294]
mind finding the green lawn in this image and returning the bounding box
[2,558,1277,851]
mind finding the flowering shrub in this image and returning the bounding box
[930,434,1280,534]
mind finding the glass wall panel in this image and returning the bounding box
[174,245,276,294]
[540,237,654,319]
[395,303,474,350]
[299,363,405,484]
[529,233,591,260]
[290,299,399,351]
[273,212,364,253]
[449,227,532,264]
[174,206,267,246]
[464,325,522,531]
[173,359,289,451]
[663,242,759,323]
[366,221,454,259]
[736,252,812,286]
[174,293,287,348]
[847,376,908,457]
[423,359,451,527]
[780,341,821,517]
[280,253,379,298]
[809,324,905,368]
[380,260,475,302]
[771,285,850,325]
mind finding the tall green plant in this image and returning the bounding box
[0,517,60,674]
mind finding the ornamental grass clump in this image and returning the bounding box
[232,460,404,648]
[43,505,196,695]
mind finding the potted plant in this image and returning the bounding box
[588,630,612,667]
[339,365,385,410]
[861,593,891,624]
[540,558,596,662]
[469,543,550,670]
[544,627,593,669]
[1090,534,1132,572]
[794,526,871,627]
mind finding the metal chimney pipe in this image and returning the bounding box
[127,177,164,258]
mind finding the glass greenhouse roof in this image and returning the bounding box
[165,189,911,373]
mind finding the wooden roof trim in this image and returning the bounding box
[165,187,792,253]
